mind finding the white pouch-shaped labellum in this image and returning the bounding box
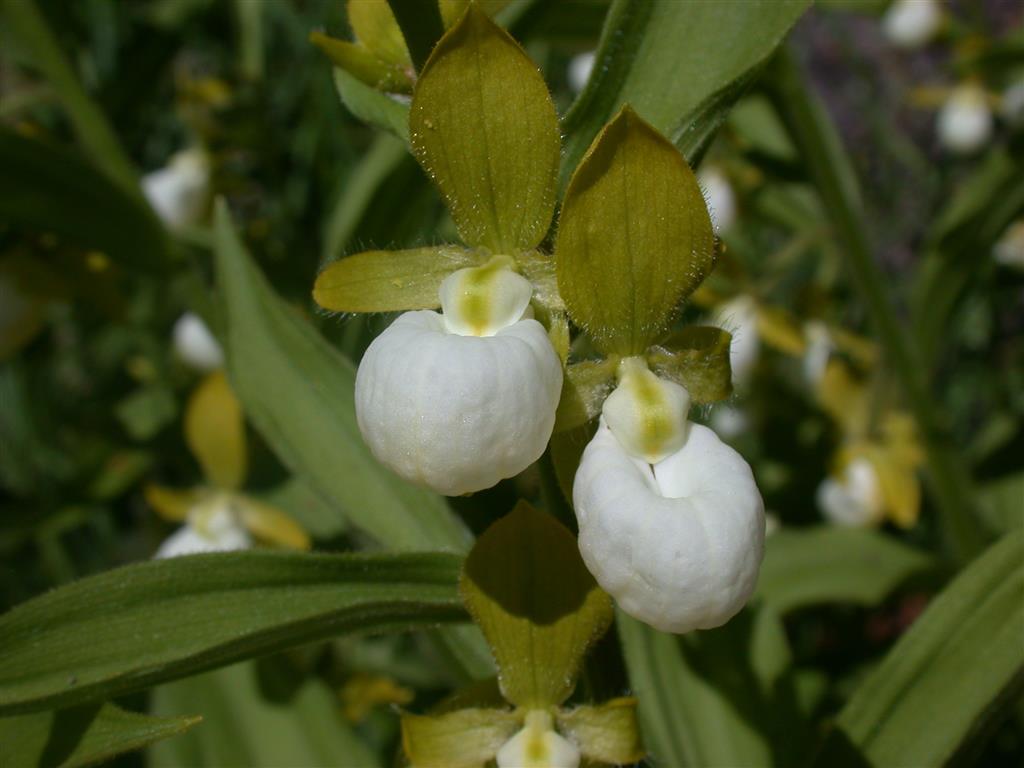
[155,498,251,559]
[173,312,224,372]
[355,309,562,496]
[603,360,690,464]
[574,421,765,634]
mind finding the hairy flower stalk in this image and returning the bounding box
[355,261,563,496]
[573,359,765,634]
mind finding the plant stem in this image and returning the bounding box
[1,0,138,195]
[766,47,987,564]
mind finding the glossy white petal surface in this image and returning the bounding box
[355,310,563,496]
[173,312,224,372]
[574,421,765,634]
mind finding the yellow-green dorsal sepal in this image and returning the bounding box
[409,5,560,253]
[184,371,247,491]
[460,502,614,709]
[602,357,691,464]
[556,105,715,355]
[312,245,482,313]
[439,258,531,336]
[647,325,734,404]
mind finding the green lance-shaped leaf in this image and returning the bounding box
[0,127,169,271]
[409,5,560,254]
[815,530,1024,767]
[556,106,715,356]
[460,502,613,708]
[647,325,733,404]
[0,703,199,768]
[757,527,937,614]
[0,550,466,715]
[313,246,482,312]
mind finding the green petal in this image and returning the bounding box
[313,246,481,312]
[460,502,613,708]
[409,5,560,253]
[346,0,411,67]
[309,31,413,94]
[556,106,715,355]
[557,698,645,765]
[184,371,247,491]
[647,325,733,404]
[554,359,618,433]
[402,707,520,768]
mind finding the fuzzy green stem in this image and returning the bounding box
[767,47,987,564]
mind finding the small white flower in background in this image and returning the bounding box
[709,403,751,441]
[712,295,759,387]
[698,165,737,236]
[573,359,765,634]
[993,220,1024,271]
[142,148,210,231]
[882,0,942,49]
[173,312,224,372]
[937,84,993,155]
[802,320,835,387]
[496,711,581,768]
[155,493,251,559]
[355,261,563,496]
[568,51,596,95]
[816,457,884,527]
[1000,81,1024,126]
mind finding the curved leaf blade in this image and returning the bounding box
[0,703,200,768]
[0,550,466,715]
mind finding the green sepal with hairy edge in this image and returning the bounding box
[313,246,482,313]
[554,359,618,433]
[460,502,613,708]
[648,325,733,404]
[556,106,715,355]
[409,5,560,253]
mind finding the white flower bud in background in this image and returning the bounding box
[709,403,751,441]
[173,312,224,372]
[712,295,759,387]
[602,358,691,464]
[355,263,563,496]
[937,84,993,155]
[155,494,251,559]
[1000,81,1024,126]
[142,148,210,231]
[568,51,596,95]
[816,458,884,527]
[882,0,942,49]
[698,165,737,236]
[802,320,834,387]
[993,220,1024,271]
[496,711,580,768]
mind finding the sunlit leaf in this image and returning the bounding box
[313,246,481,312]
[185,371,247,491]
[402,706,519,768]
[0,550,466,714]
[815,531,1024,767]
[648,325,733,404]
[0,703,199,768]
[409,5,559,253]
[757,527,936,614]
[460,502,613,708]
[556,698,644,765]
[150,660,380,768]
[556,107,714,355]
